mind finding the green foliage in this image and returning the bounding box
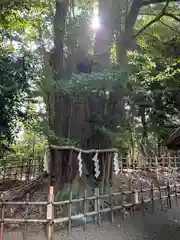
[126,46,180,148]
[0,54,31,144]
[7,139,46,166]
[57,70,128,94]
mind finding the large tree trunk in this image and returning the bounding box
[110,0,142,136]
[48,0,69,192]
[53,0,69,136]
[50,0,110,194]
[49,0,143,195]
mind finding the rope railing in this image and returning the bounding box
[50,145,118,153]
[45,146,120,178]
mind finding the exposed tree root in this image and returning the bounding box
[0,171,48,201]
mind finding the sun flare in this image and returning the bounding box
[91,16,100,30]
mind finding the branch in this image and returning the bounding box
[159,19,180,34]
[125,0,142,34]
[142,0,178,5]
[134,0,169,38]
[164,12,180,22]
[143,32,163,41]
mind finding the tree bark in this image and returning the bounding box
[48,0,69,193]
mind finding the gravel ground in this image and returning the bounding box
[4,206,180,240]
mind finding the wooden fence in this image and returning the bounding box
[0,156,44,181]
[0,152,180,182]
[1,182,180,240]
[1,147,180,239]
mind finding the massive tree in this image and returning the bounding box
[50,0,180,143]
[45,0,180,191]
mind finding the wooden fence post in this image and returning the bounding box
[46,186,54,240]
[95,188,100,226]
[175,183,178,207]
[167,183,172,209]
[68,191,72,235]
[22,193,29,240]
[140,184,145,215]
[159,185,164,211]
[151,183,155,213]
[0,202,5,240]
[109,187,114,223]
[83,189,87,231]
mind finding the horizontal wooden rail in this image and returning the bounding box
[0,183,180,240]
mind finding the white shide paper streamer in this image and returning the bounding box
[113,152,120,175]
[43,147,49,173]
[92,152,100,178]
[77,151,83,177]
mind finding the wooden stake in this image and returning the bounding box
[0,203,5,240]
[95,188,100,226]
[83,189,87,231]
[68,191,72,235]
[47,186,54,240]
[23,193,29,240]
